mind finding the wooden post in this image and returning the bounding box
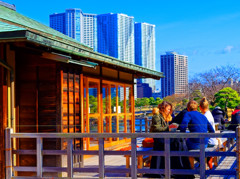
[164,138,171,178]
[36,137,43,177]
[131,138,137,179]
[199,138,206,179]
[236,126,240,179]
[145,117,148,133]
[5,128,12,179]
[67,139,73,178]
[99,138,104,178]
[140,118,142,133]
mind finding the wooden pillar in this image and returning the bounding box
[164,138,171,178]
[132,84,135,133]
[5,128,12,179]
[199,138,206,179]
[116,86,119,141]
[67,139,73,178]
[108,84,112,142]
[123,85,127,135]
[80,74,84,167]
[86,78,90,149]
[131,138,137,179]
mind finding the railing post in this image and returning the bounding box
[99,138,104,178]
[145,117,148,133]
[140,118,142,133]
[80,138,84,167]
[5,128,12,179]
[67,139,73,178]
[131,137,137,179]
[37,137,43,177]
[236,126,240,179]
[199,138,206,179]
[164,138,171,178]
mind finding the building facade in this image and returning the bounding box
[161,51,188,98]
[135,22,156,91]
[97,13,135,64]
[50,9,97,51]
[137,82,152,98]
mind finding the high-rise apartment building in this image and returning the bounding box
[135,22,156,91]
[161,52,188,98]
[97,13,135,63]
[50,9,97,51]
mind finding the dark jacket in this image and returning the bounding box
[212,108,225,130]
[171,108,188,129]
[150,113,169,132]
[179,111,215,147]
[228,109,240,131]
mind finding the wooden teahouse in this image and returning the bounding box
[0,3,163,177]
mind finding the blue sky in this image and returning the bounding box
[4,0,240,79]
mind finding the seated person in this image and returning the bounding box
[212,106,225,130]
[179,100,215,150]
[228,105,240,131]
[199,97,220,169]
[171,108,188,130]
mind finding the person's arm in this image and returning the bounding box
[221,116,225,125]
[207,120,215,133]
[151,115,168,132]
[179,112,191,132]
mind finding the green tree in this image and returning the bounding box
[140,97,150,106]
[149,97,156,105]
[214,87,240,114]
[156,97,163,105]
[89,95,97,113]
[135,98,142,107]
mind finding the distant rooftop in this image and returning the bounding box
[164,51,187,56]
[0,1,15,11]
[166,51,178,55]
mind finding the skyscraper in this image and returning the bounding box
[161,52,188,98]
[135,22,156,90]
[97,13,135,63]
[50,9,97,51]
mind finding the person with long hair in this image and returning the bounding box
[199,97,218,147]
[199,97,219,169]
[150,101,173,171]
[150,101,173,133]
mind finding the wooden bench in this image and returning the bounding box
[189,138,228,169]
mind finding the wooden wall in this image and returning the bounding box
[0,43,8,179]
[16,51,60,176]
[0,65,7,178]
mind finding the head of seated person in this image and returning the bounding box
[152,107,159,115]
[199,97,209,113]
[187,100,198,112]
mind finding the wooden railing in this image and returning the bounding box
[5,128,240,179]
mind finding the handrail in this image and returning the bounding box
[5,128,240,179]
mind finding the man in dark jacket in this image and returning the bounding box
[171,108,188,130]
[212,106,225,130]
[228,105,240,131]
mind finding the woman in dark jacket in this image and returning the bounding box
[150,101,172,170]
[150,102,194,179]
[212,106,225,130]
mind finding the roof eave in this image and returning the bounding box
[0,30,163,80]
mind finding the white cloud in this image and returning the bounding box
[223,45,234,53]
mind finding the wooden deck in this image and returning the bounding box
[6,130,239,179]
[74,138,237,179]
